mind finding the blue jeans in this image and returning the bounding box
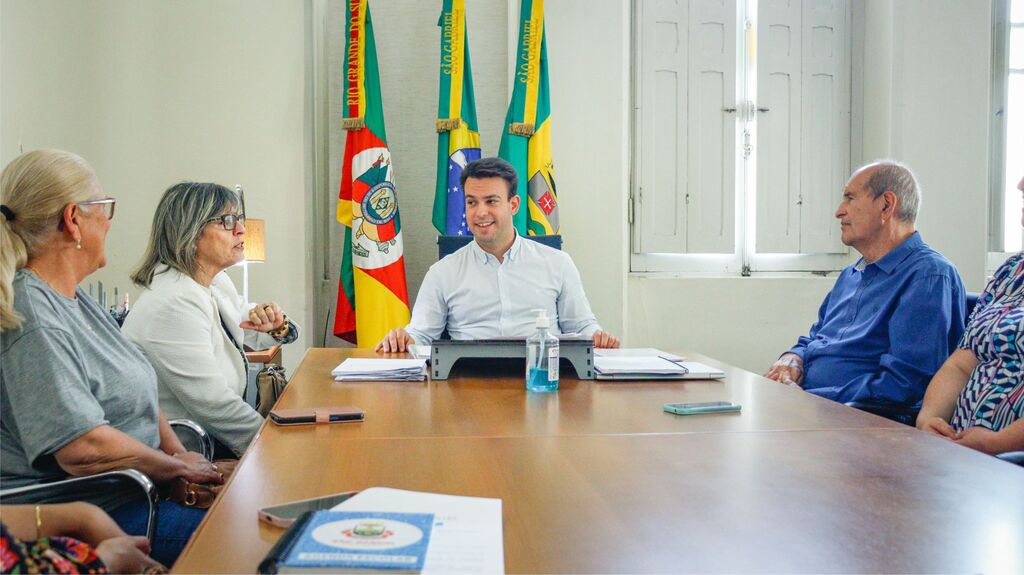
[108,498,206,567]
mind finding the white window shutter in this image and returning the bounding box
[798,0,850,254]
[637,0,689,254]
[633,0,851,266]
[686,0,737,253]
[756,0,802,254]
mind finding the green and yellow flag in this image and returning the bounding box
[499,0,558,236]
[433,0,481,236]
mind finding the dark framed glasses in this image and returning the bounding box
[78,198,116,220]
[206,212,245,231]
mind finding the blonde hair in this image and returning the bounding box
[0,149,98,331]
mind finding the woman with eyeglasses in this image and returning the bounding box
[0,150,222,567]
[123,182,298,459]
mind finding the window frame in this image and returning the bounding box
[629,0,863,276]
[988,0,1023,270]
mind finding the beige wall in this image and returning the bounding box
[1,0,311,370]
[620,0,993,372]
[867,0,991,288]
[546,0,630,338]
[1,0,995,375]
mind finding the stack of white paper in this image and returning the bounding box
[333,487,504,574]
[332,358,428,381]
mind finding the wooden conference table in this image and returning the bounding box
[174,349,1024,574]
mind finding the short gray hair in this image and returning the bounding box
[131,182,240,287]
[862,161,920,224]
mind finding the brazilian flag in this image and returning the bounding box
[499,0,558,236]
[432,0,481,236]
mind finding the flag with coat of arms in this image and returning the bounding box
[432,0,481,236]
[334,0,411,346]
[499,0,559,236]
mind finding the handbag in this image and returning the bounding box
[255,364,288,417]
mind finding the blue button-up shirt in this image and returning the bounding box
[789,232,966,406]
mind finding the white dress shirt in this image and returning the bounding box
[405,235,602,345]
[123,267,285,455]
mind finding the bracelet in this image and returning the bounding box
[269,315,290,339]
[34,504,42,539]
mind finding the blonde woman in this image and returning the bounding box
[123,183,298,458]
[0,150,222,566]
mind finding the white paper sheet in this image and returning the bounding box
[333,487,504,574]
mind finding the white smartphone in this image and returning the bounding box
[258,492,358,528]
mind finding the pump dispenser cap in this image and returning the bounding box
[533,308,550,329]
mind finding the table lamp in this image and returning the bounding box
[242,218,265,303]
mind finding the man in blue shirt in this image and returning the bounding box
[765,161,966,407]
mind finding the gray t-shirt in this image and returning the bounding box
[1,270,160,491]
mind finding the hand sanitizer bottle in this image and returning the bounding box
[526,309,559,392]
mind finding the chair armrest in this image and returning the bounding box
[0,469,159,542]
[169,419,214,461]
[844,401,919,426]
[996,451,1024,467]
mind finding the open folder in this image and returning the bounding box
[594,356,725,380]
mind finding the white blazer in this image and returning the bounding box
[123,267,280,455]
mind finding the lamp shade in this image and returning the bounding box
[243,218,266,263]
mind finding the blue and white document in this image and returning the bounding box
[334,487,504,574]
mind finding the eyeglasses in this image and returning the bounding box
[78,198,116,220]
[206,212,246,231]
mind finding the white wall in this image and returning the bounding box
[627,276,835,371]
[2,0,994,376]
[1,0,310,371]
[619,0,992,373]
[864,0,991,289]
[546,0,631,338]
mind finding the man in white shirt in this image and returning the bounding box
[377,157,619,352]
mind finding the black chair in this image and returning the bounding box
[997,451,1024,467]
[965,291,980,319]
[0,470,160,542]
[437,234,562,259]
[169,418,214,460]
[844,401,919,426]
[0,419,212,543]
